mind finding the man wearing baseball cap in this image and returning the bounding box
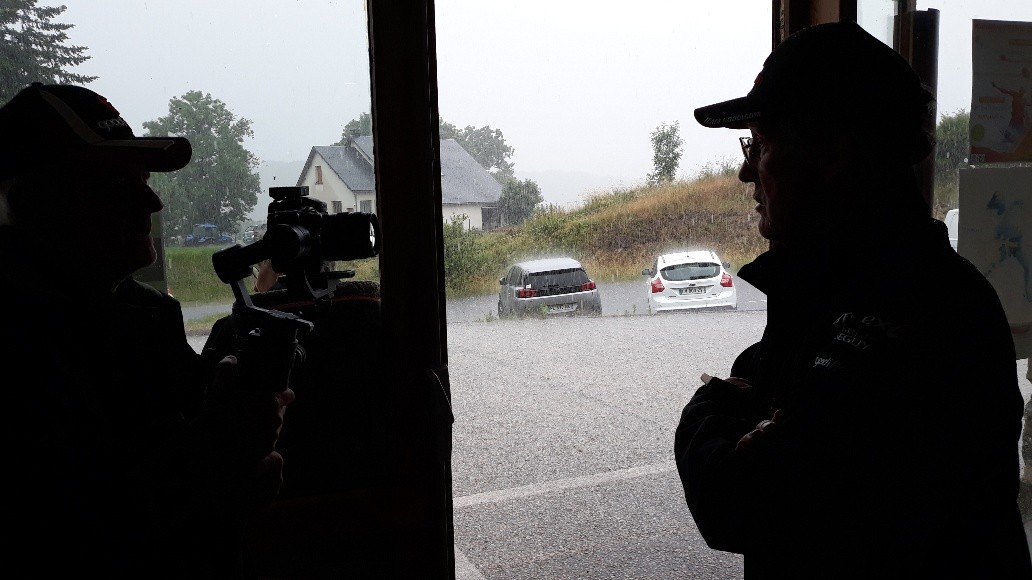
[674,22,1031,577]
[0,83,294,576]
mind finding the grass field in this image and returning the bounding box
[165,167,960,306]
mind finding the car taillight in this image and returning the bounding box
[581,280,596,291]
[650,278,665,293]
[517,288,538,298]
[720,272,733,287]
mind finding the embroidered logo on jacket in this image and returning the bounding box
[814,312,909,371]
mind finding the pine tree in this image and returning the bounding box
[1,1,96,102]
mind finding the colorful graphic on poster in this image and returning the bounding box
[957,166,1032,359]
[969,19,1032,164]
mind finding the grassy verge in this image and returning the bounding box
[165,167,961,308]
[165,246,236,305]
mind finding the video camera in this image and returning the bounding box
[204,186,386,500]
[206,186,381,394]
[213,185,381,304]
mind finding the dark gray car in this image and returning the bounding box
[497,257,602,319]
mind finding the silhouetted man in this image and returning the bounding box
[0,83,294,576]
[676,22,1031,578]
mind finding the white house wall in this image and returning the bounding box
[355,192,376,214]
[300,153,358,213]
[442,203,484,230]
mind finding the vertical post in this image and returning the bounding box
[899,8,940,213]
[367,0,454,577]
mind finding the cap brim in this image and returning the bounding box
[94,136,192,172]
[694,96,761,129]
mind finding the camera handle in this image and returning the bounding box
[212,241,314,392]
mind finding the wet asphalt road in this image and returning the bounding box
[188,299,767,578]
[184,282,1031,579]
[182,278,769,325]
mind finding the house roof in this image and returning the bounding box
[435,138,503,205]
[302,144,375,193]
[299,137,502,205]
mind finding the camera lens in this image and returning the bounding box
[321,212,380,261]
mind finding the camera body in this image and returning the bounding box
[263,186,380,294]
[213,185,380,303]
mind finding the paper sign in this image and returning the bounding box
[957,166,1032,359]
[969,20,1032,164]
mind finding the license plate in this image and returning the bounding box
[679,287,707,295]
[548,303,577,313]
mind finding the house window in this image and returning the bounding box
[360,200,373,213]
[332,200,343,214]
[315,165,323,184]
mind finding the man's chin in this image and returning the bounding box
[757,219,776,242]
[125,241,158,275]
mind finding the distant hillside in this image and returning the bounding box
[520,169,644,209]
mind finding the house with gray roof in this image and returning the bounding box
[296,136,503,230]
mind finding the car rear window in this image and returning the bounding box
[526,268,589,293]
[661,262,719,281]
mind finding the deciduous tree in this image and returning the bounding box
[338,113,516,182]
[439,120,515,183]
[647,121,683,185]
[934,109,970,188]
[0,0,96,101]
[335,112,371,142]
[144,91,260,242]
[498,178,542,225]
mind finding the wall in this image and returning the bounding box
[442,203,484,230]
[302,153,358,212]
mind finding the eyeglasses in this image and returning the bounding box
[740,136,760,167]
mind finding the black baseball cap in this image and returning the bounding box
[0,83,191,179]
[694,21,930,130]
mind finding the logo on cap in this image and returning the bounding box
[95,94,120,116]
[97,118,129,131]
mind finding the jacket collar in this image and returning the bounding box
[738,217,951,298]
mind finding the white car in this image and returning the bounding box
[944,208,959,251]
[642,250,737,314]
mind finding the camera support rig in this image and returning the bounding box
[209,186,381,391]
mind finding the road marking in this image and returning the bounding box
[454,548,488,580]
[453,460,676,509]
[452,461,677,578]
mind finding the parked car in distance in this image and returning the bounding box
[642,250,737,314]
[944,208,959,251]
[498,257,602,319]
[183,223,233,246]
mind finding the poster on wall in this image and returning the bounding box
[957,166,1032,359]
[968,19,1032,164]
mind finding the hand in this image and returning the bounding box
[194,355,296,503]
[735,409,782,454]
[701,373,753,389]
[724,376,752,389]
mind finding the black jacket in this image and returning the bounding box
[0,228,238,576]
[674,219,1032,578]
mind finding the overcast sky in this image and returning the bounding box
[44,1,1031,210]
